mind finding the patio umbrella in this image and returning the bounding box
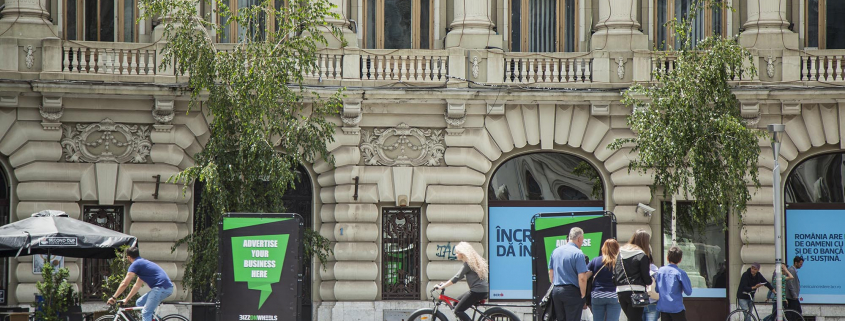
[0,210,137,259]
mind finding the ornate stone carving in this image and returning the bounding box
[40,96,63,130]
[765,56,777,78]
[741,102,761,127]
[615,57,627,79]
[152,97,175,132]
[445,100,466,136]
[341,101,363,135]
[471,56,480,79]
[24,45,35,69]
[61,118,152,163]
[361,123,445,167]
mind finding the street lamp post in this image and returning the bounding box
[768,123,785,321]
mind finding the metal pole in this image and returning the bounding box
[769,124,785,321]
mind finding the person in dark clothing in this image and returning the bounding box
[588,239,621,321]
[736,263,774,321]
[434,242,489,321]
[786,256,804,318]
[613,229,653,321]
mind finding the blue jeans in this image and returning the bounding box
[643,303,659,321]
[591,297,622,321]
[136,285,174,321]
[738,299,752,321]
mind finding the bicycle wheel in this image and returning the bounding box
[781,309,805,321]
[95,315,118,321]
[482,307,521,321]
[406,308,449,321]
[159,314,189,321]
[726,309,758,321]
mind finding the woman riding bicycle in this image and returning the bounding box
[434,242,489,321]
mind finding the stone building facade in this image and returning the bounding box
[1,0,845,320]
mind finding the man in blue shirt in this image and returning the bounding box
[108,246,174,321]
[548,227,592,321]
[655,246,693,321]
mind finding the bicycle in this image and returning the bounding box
[725,292,804,321]
[407,288,521,321]
[95,300,189,321]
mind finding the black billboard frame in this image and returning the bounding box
[530,210,617,319]
[217,212,305,321]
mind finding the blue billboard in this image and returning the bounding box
[488,206,603,300]
[786,209,845,304]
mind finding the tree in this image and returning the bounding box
[138,0,344,300]
[610,0,764,240]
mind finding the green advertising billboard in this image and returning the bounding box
[531,211,616,313]
[219,214,302,321]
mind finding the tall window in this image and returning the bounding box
[63,0,138,42]
[364,0,433,49]
[805,0,845,49]
[216,0,286,43]
[509,0,577,52]
[654,0,724,50]
[81,206,124,300]
[382,207,421,300]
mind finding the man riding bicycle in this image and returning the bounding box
[107,246,174,321]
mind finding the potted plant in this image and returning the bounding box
[34,263,73,321]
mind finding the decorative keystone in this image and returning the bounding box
[153,97,175,132]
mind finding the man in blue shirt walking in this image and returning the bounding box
[108,246,175,321]
[548,227,592,321]
[655,246,693,321]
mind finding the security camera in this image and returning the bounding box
[637,203,656,216]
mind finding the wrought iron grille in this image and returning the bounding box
[382,207,421,300]
[82,206,124,300]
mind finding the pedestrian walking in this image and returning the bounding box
[770,263,794,319]
[786,256,803,317]
[643,254,659,321]
[587,239,621,321]
[613,229,653,321]
[654,246,692,321]
[548,227,592,321]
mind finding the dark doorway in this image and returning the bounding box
[281,166,315,321]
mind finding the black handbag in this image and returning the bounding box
[619,253,650,308]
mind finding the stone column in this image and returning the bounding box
[0,0,50,24]
[590,0,648,51]
[0,0,56,40]
[445,0,502,49]
[739,0,798,49]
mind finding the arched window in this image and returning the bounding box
[784,152,845,304]
[487,152,604,300]
[489,153,603,202]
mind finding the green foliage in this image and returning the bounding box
[35,264,73,321]
[572,161,604,200]
[100,246,140,307]
[610,0,764,231]
[138,0,342,300]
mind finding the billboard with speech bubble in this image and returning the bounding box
[219,214,302,321]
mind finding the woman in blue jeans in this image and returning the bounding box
[642,256,660,321]
[587,239,622,321]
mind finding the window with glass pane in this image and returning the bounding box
[805,0,845,49]
[654,0,724,50]
[510,0,577,52]
[661,202,727,297]
[217,0,285,43]
[488,153,603,201]
[63,0,138,42]
[785,153,845,203]
[364,0,432,49]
